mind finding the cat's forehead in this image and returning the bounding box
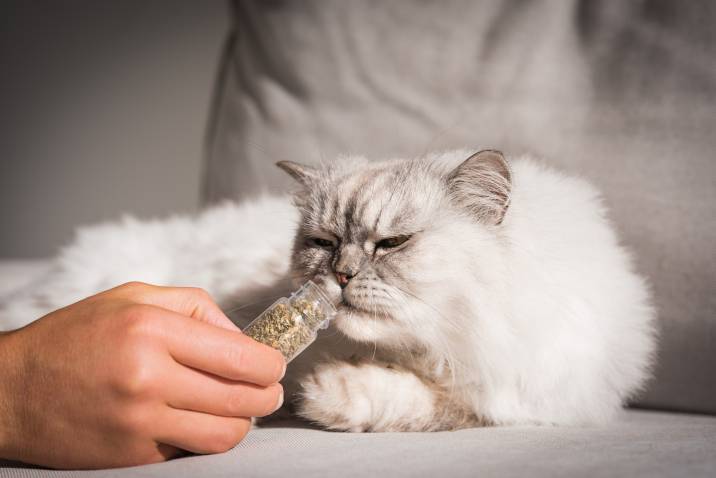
[306,161,441,239]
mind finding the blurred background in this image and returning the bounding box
[0,0,228,257]
[0,0,714,416]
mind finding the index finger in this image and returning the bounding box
[154,307,286,386]
[109,282,239,332]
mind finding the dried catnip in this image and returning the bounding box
[243,281,336,362]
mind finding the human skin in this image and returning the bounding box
[0,282,285,469]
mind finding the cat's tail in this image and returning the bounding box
[0,265,68,331]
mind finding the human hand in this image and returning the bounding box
[0,281,285,469]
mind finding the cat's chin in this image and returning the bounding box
[332,304,400,344]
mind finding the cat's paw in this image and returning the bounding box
[296,360,437,432]
[297,361,375,432]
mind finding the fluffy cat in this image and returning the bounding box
[0,150,656,431]
[281,150,656,430]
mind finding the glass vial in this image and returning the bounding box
[242,281,336,363]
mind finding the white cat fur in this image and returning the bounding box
[0,151,656,430]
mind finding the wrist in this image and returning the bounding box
[0,329,29,461]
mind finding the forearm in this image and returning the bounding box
[0,329,28,461]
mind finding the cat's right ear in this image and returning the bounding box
[276,161,320,187]
[447,150,512,225]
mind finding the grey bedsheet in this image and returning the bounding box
[2,411,715,477]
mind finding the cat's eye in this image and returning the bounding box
[308,237,335,248]
[376,235,412,249]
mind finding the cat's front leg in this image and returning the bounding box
[296,360,478,432]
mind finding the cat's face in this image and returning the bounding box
[279,151,511,350]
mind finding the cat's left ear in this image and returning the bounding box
[276,161,320,187]
[447,150,512,225]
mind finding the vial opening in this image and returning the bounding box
[290,280,337,329]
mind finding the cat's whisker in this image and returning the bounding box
[379,263,464,336]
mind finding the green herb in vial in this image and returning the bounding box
[243,281,336,362]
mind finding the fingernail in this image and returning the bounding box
[280,360,287,380]
[273,389,284,413]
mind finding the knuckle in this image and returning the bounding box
[258,347,285,384]
[224,345,246,378]
[188,287,212,301]
[271,350,286,381]
[258,384,283,417]
[120,281,151,293]
[224,391,244,416]
[112,306,160,393]
[119,304,158,338]
[119,365,156,398]
[206,436,233,454]
[114,351,157,398]
[236,417,251,439]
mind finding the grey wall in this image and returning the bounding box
[0,0,229,258]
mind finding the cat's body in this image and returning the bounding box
[0,150,656,431]
[0,197,297,332]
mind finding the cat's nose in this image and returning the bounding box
[335,272,353,289]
